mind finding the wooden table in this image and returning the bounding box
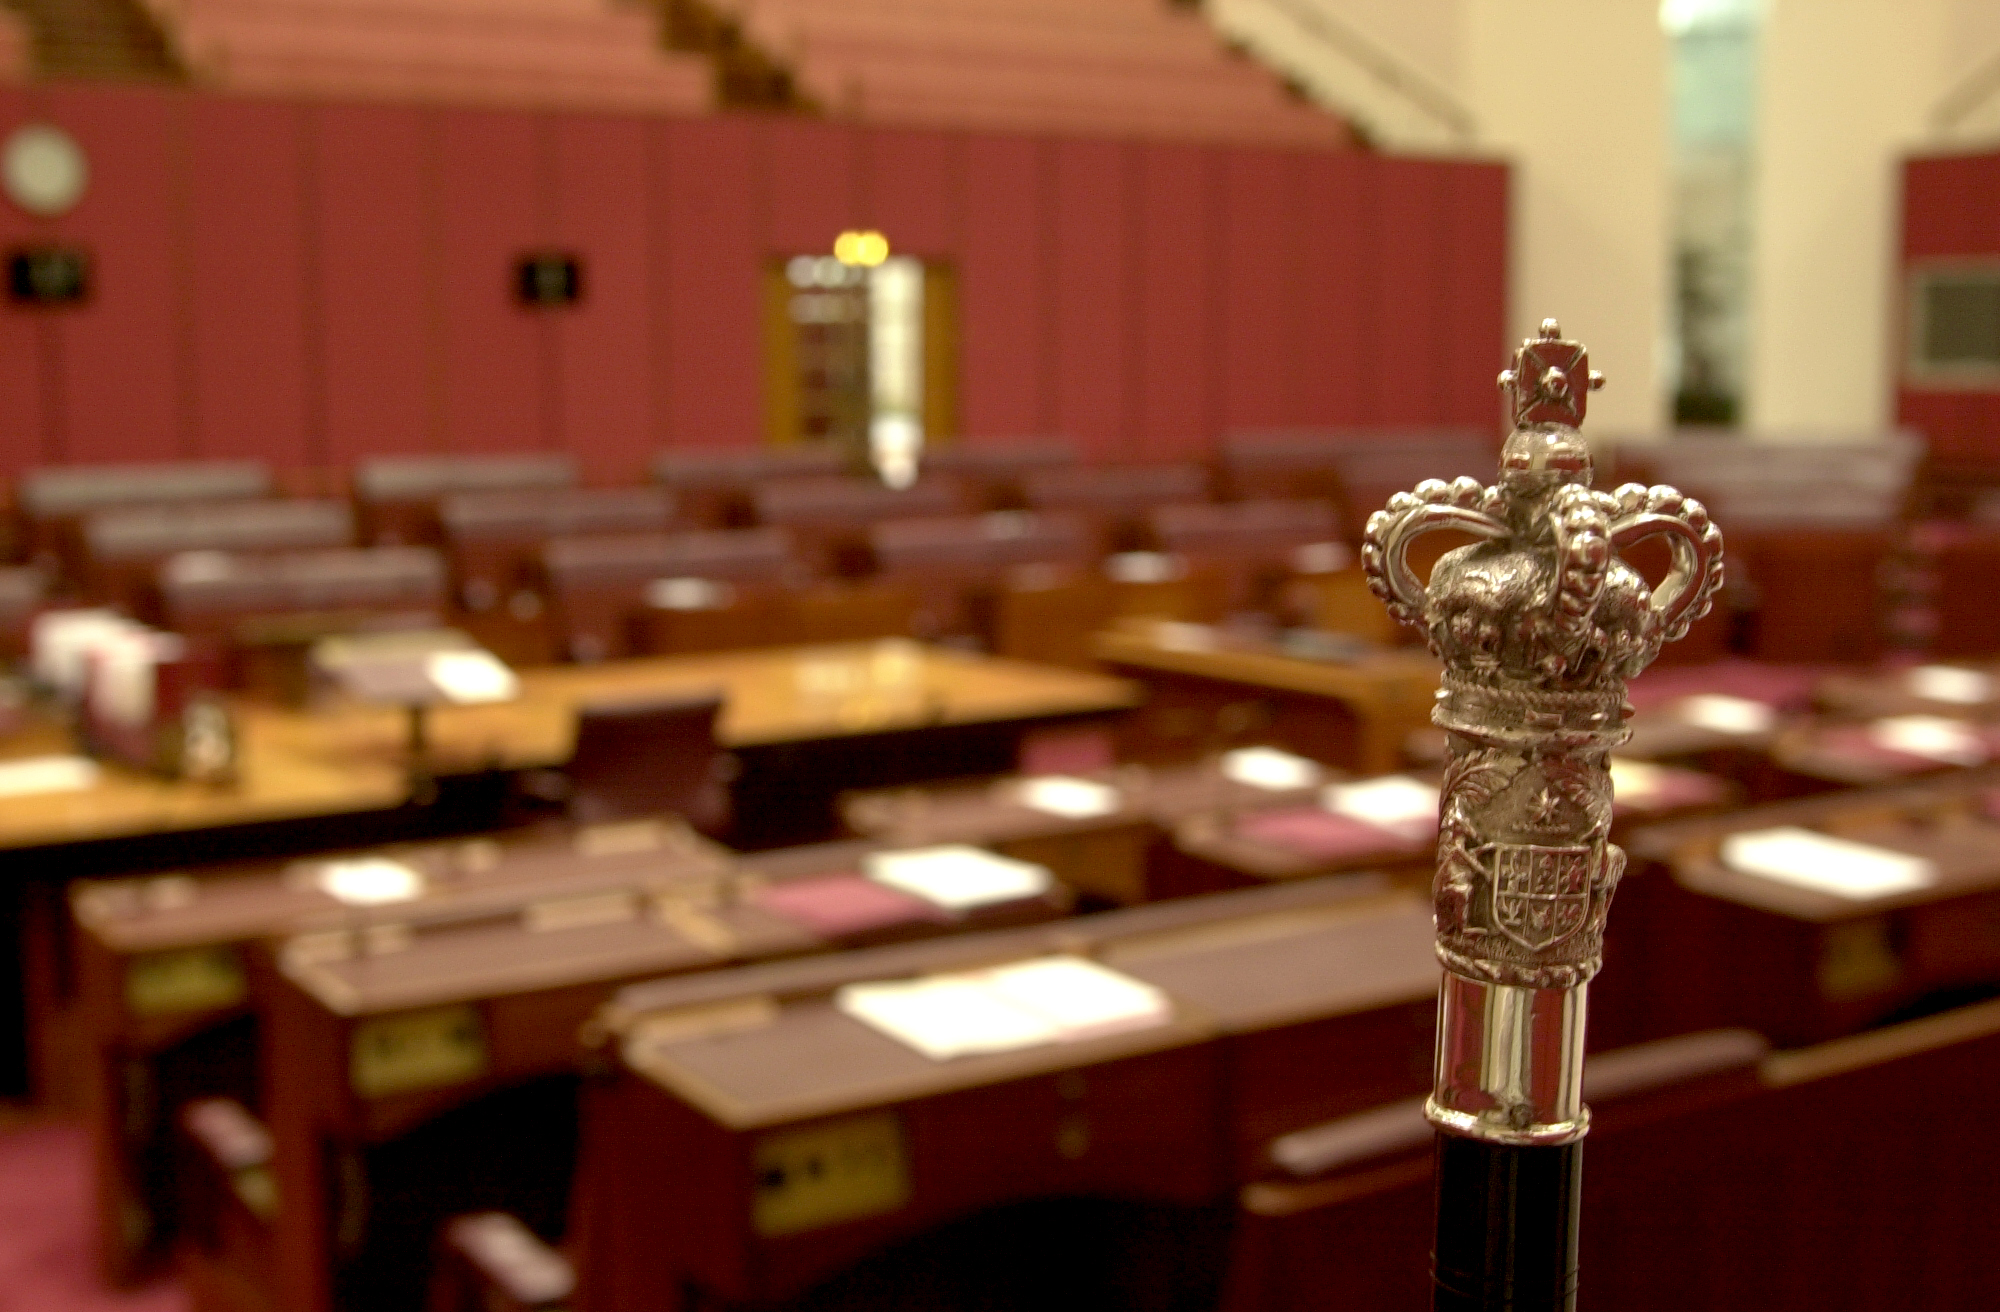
[1091,621,1439,775]
[574,880,1438,1312]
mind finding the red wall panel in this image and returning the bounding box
[1370,155,1452,424]
[862,128,956,259]
[959,134,1049,438]
[1049,138,1133,459]
[1297,150,1373,429]
[1132,143,1214,460]
[1218,149,1301,431]
[1444,161,1508,433]
[1898,150,2000,463]
[186,96,311,466]
[552,114,654,482]
[44,84,184,464]
[437,109,544,453]
[0,86,52,476]
[658,117,760,444]
[762,118,860,259]
[314,102,437,463]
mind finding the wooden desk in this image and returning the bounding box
[73,823,733,1284]
[253,839,1071,1312]
[1618,769,2000,1047]
[0,644,1139,855]
[1092,621,1439,775]
[575,880,1437,1312]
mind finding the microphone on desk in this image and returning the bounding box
[1362,320,1725,1310]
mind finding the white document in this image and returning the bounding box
[0,755,99,798]
[836,955,1170,1061]
[864,845,1053,912]
[1868,715,1986,766]
[1674,694,1777,736]
[1014,775,1121,820]
[425,650,518,705]
[836,975,1059,1060]
[1323,775,1439,837]
[316,858,427,907]
[1720,826,1937,900]
[1907,665,1992,706]
[1222,746,1323,791]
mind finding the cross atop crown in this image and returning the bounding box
[1498,319,1605,430]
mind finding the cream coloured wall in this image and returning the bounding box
[1209,0,1672,430]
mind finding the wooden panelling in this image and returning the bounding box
[0,86,1512,480]
[188,96,312,464]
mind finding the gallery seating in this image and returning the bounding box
[353,454,579,548]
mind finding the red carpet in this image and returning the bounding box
[0,1123,185,1312]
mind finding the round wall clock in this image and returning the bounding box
[3,124,89,217]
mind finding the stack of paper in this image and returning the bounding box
[836,955,1171,1061]
[1323,775,1439,843]
[863,846,1053,913]
[1907,665,1993,706]
[1719,827,1937,900]
[1013,775,1121,820]
[1221,746,1322,791]
[1674,694,1777,736]
[0,755,99,799]
[316,858,427,906]
[1868,715,1987,766]
[426,650,519,705]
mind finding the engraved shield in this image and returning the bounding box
[1490,843,1593,951]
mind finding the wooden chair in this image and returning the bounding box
[1022,463,1211,554]
[82,499,354,619]
[353,454,577,547]
[651,445,845,528]
[752,475,968,577]
[870,511,1095,642]
[566,692,732,834]
[542,528,797,662]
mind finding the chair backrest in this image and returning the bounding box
[1022,463,1211,552]
[441,488,677,612]
[870,511,1096,638]
[542,529,796,662]
[1220,430,1484,502]
[919,440,1080,508]
[18,460,274,579]
[651,445,846,527]
[353,454,579,545]
[83,500,355,616]
[160,547,449,637]
[567,691,730,833]
[752,476,968,575]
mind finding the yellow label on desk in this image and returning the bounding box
[350,1005,488,1099]
[752,1113,909,1237]
[125,946,247,1017]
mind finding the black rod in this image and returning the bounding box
[1432,1133,1581,1312]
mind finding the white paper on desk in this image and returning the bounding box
[1907,665,1993,706]
[836,956,1169,1061]
[836,975,1059,1060]
[425,650,518,705]
[1322,775,1439,841]
[316,858,427,907]
[1868,715,1986,766]
[864,845,1053,913]
[0,755,99,798]
[1014,775,1121,820]
[979,956,1171,1042]
[1222,746,1322,791]
[1608,757,1665,806]
[1674,694,1777,736]
[1720,827,1937,900]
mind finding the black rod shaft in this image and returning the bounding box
[1431,1132,1581,1312]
